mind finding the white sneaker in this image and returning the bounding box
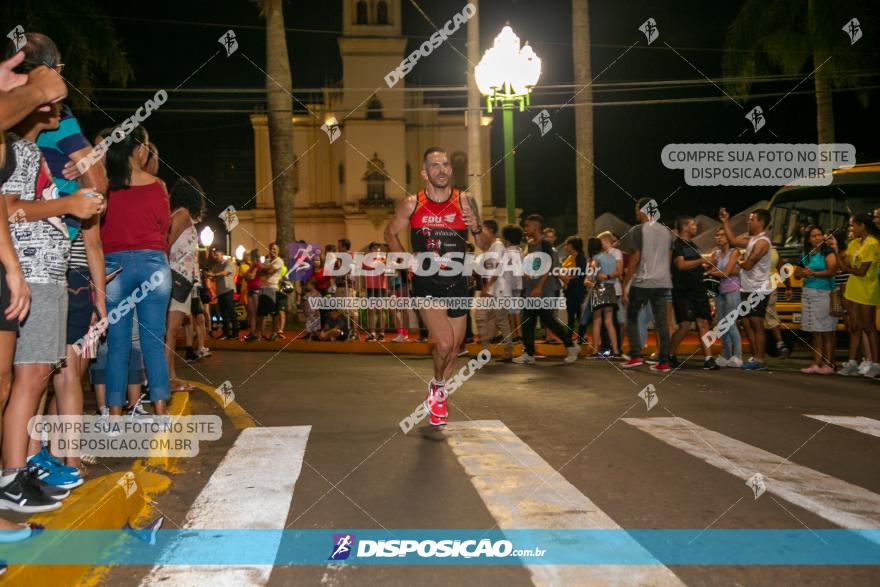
[838,360,860,376]
[97,406,109,432]
[863,362,880,378]
[198,347,212,358]
[728,356,743,368]
[564,343,581,364]
[715,356,729,368]
[857,359,871,375]
[512,353,535,364]
[392,334,408,343]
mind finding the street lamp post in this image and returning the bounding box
[475,25,541,224]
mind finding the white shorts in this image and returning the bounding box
[168,290,193,316]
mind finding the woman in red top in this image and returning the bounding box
[101,126,172,416]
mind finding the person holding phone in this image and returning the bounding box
[100,124,172,418]
[830,214,880,377]
[0,82,104,508]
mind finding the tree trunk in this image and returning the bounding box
[572,0,595,238]
[264,0,296,248]
[812,50,835,143]
[808,0,834,143]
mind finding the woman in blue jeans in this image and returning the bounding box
[100,126,172,416]
[706,227,743,367]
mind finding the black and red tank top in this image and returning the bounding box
[409,189,469,259]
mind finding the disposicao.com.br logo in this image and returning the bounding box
[328,533,544,560]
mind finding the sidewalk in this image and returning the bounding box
[198,330,752,358]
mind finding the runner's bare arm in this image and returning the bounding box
[460,192,493,250]
[384,195,416,252]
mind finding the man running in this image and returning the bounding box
[385,147,492,426]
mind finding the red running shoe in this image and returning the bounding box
[424,380,448,426]
[650,362,671,373]
[621,357,644,369]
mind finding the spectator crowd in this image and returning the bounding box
[0,30,878,566]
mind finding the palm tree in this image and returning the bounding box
[723,0,876,143]
[0,0,132,110]
[571,0,595,238]
[256,0,296,247]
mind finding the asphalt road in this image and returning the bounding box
[101,348,880,586]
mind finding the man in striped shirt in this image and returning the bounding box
[33,59,109,469]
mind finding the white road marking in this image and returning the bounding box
[444,420,684,587]
[141,426,311,586]
[623,417,880,536]
[805,415,880,438]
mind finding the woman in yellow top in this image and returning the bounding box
[829,213,880,377]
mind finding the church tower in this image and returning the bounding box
[337,1,408,205]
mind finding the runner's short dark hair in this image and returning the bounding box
[423,146,446,163]
[501,224,524,245]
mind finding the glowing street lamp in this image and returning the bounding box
[199,226,215,248]
[235,244,246,260]
[475,25,541,224]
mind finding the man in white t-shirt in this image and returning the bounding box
[478,220,514,361]
[256,242,284,340]
[719,207,772,370]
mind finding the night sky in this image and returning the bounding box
[68,0,880,239]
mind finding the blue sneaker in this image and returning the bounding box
[741,360,767,371]
[29,447,78,475]
[27,460,83,489]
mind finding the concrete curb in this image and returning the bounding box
[197,332,732,357]
[5,392,192,586]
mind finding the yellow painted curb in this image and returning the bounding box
[5,469,170,586]
[131,391,191,475]
[186,380,256,430]
[5,392,195,586]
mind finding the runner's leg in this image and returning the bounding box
[419,308,455,380]
[443,315,468,380]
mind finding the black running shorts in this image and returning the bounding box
[410,276,469,318]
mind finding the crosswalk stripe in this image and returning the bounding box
[804,415,880,438]
[141,426,311,586]
[443,420,684,587]
[623,417,880,534]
